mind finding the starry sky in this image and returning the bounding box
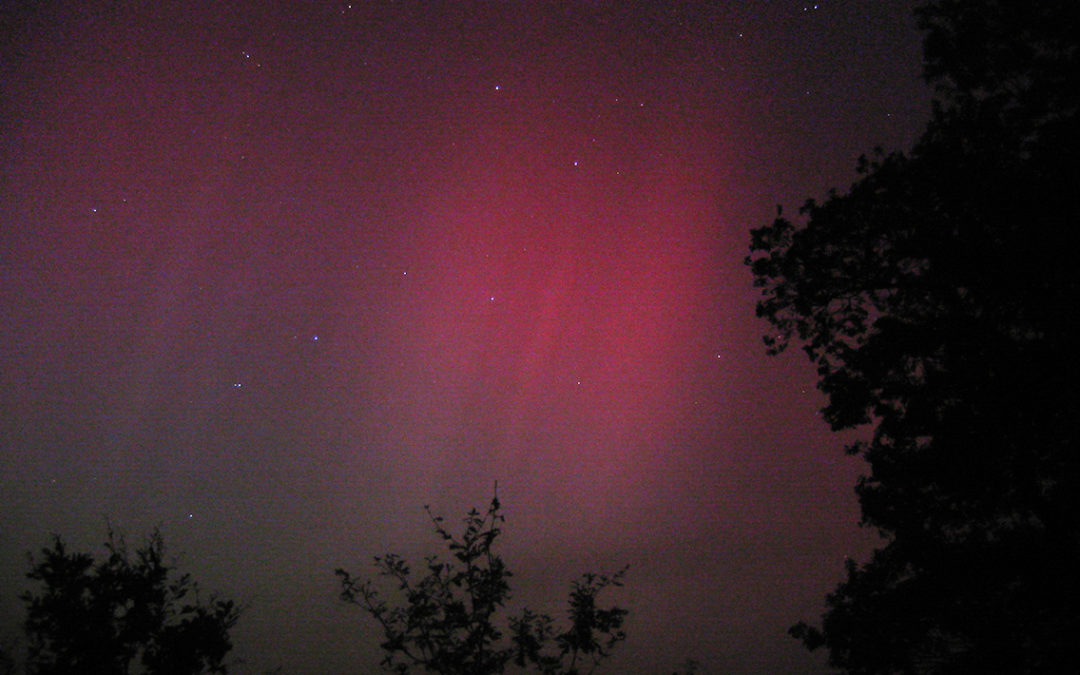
[1,2,930,673]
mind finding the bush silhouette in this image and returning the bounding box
[19,528,239,675]
[336,494,628,675]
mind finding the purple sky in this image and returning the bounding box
[1,2,930,673]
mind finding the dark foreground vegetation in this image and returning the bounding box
[337,494,628,675]
[4,1,1075,674]
[6,529,238,675]
[2,498,629,675]
[748,0,1079,671]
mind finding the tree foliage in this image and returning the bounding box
[20,529,239,675]
[747,0,1079,672]
[336,495,628,675]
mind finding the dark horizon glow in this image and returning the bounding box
[1,2,930,673]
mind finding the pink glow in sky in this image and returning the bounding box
[1,2,930,673]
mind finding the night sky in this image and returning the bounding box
[1,2,930,673]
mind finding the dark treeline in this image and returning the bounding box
[2,498,631,675]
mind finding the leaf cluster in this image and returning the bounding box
[20,529,239,675]
[508,569,627,675]
[336,496,628,675]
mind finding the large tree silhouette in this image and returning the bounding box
[336,495,628,675]
[747,0,1078,671]
[20,529,239,675]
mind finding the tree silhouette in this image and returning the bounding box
[336,494,627,675]
[20,528,239,675]
[747,0,1078,671]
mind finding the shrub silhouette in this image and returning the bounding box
[336,494,627,675]
[20,528,239,675]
